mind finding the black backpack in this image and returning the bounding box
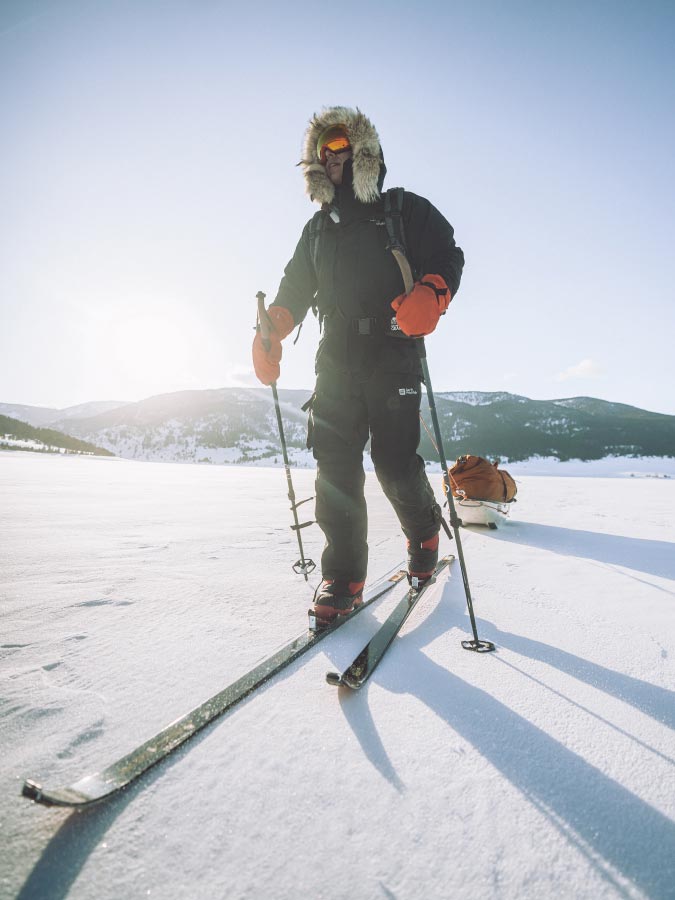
[308,187,416,286]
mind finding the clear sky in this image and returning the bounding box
[2,0,674,414]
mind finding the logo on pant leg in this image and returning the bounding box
[398,388,419,396]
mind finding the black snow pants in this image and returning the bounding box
[307,369,441,583]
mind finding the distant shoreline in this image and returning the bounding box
[2,448,674,479]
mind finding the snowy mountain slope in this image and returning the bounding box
[550,396,664,418]
[438,390,529,406]
[0,400,128,428]
[0,415,114,457]
[4,388,674,465]
[55,388,311,465]
[0,403,61,427]
[1,453,674,899]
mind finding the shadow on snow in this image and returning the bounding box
[17,556,675,900]
[337,575,675,899]
[485,520,675,582]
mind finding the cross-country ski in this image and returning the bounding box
[326,555,455,689]
[21,561,407,808]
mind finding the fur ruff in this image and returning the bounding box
[300,106,382,206]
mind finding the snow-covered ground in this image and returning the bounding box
[504,455,675,478]
[1,452,674,900]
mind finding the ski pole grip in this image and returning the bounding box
[256,290,271,351]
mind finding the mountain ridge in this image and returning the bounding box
[1,389,673,465]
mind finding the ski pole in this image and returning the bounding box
[256,291,316,580]
[384,231,493,652]
[417,340,495,653]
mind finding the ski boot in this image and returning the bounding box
[407,533,439,590]
[311,579,365,628]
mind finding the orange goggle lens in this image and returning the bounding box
[317,127,351,162]
[320,136,351,159]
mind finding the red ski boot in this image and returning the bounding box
[312,579,365,627]
[407,533,439,589]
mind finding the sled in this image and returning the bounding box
[454,496,512,529]
[447,455,517,529]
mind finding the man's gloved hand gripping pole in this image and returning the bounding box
[253,297,295,385]
[391,273,452,338]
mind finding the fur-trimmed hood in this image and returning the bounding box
[300,106,383,206]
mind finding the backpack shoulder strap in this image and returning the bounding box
[384,187,416,292]
[308,208,329,271]
[384,187,407,255]
[307,208,330,323]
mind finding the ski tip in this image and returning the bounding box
[326,671,362,690]
[21,780,68,806]
[22,780,43,802]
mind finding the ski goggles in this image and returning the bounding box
[317,126,351,163]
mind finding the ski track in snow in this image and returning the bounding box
[1,452,674,900]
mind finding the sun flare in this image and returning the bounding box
[88,300,206,398]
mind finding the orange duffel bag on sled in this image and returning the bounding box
[449,455,517,502]
[447,455,517,527]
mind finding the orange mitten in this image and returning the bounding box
[252,306,295,385]
[391,274,451,337]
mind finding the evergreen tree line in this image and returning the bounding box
[0,415,114,456]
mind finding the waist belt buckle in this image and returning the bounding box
[352,316,377,335]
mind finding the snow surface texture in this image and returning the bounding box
[1,453,674,900]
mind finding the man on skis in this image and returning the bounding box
[252,106,464,626]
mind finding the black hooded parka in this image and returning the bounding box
[270,108,464,584]
[272,158,464,379]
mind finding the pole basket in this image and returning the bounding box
[293,558,316,576]
[461,638,496,653]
